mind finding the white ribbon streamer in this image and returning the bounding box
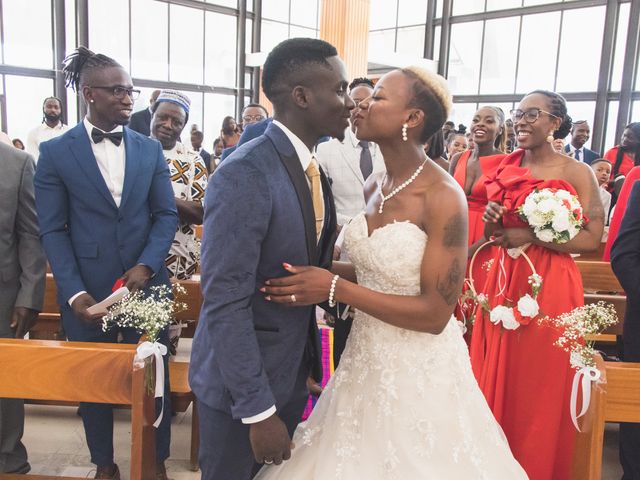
[570,365,601,431]
[135,341,167,428]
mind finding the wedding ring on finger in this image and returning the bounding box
[290,294,297,303]
[264,458,274,465]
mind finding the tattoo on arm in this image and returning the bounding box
[442,214,467,248]
[436,257,463,305]
[584,181,605,223]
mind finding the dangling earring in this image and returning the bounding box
[546,131,554,143]
[402,123,408,142]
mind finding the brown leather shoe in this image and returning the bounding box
[94,463,120,480]
[156,462,171,480]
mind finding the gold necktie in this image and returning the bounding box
[305,159,324,241]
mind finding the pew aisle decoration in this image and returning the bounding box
[517,187,585,244]
[462,239,542,331]
[538,301,618,430]
[102,283,187,427]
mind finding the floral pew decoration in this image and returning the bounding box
[102,284,187,427]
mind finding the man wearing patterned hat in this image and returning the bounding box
[151,90,208,280]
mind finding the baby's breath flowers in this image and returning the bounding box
[538,301,618,369]
[102,283,187,342]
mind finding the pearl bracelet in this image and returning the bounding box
[328,274,340,308]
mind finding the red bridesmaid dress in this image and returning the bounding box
[452,150,505,325]
[469,150,581,480]
[604,146,635,181]
[604,165,640,260]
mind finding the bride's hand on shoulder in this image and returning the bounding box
[261,263,334,306]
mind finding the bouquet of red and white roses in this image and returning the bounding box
[518,188,585,244]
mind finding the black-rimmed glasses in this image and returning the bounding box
[510,108,559,124]
[90,86,141,100]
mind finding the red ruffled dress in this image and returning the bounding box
[452,151,505,326]
[469,150,582,480]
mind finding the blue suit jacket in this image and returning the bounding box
[190,122,336,419]
[564,144,600,164]
[611,182,640,361]
[34,122,178,312]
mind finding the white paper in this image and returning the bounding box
[87,286,130,315]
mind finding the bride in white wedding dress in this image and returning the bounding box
[257,66,527,479]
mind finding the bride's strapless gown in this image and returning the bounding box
[255,213,527,479]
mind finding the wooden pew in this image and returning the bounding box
[31,275,201,471]
[577,261,625,346]
[576,260,624,294]
[572,360,640,479]
[571,355,607,480]
[0,339,156,480]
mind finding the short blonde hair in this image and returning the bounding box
[401,66,452,143]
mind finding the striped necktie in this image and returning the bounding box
[305,158,324,241]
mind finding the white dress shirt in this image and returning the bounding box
[241,120,323,425]
[26,121,70,163]
[68,118,126,306]
[83,117,126,207]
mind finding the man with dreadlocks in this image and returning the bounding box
[25,97,70,163]
[33,47,177,480]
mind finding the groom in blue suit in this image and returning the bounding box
[34,48,177,480]
[190,38,354,479]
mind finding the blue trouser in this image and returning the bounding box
[61,304,171,467]
[197,360,310,480]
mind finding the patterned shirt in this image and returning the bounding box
[163,142,208,280]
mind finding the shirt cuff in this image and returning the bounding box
[68,291,87,306]
[241,405,276,424]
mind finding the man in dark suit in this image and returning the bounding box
[611,180,640,480]
[189,38,354,479]
[564,120,600,164]
[34,48,177,480]
[0,144,46,474]
[127,89,160,136]
[190,128,211,166]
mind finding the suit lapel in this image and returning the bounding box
[279,152,318,265]
[341,131,365,185]
[318,168,337,268]
[68,124,118,210]
[120,128,141,210]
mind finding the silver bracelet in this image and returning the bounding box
[328,274,340,308]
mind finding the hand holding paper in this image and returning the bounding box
[86,287,130,316]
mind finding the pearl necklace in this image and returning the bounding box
[378,158,428,214]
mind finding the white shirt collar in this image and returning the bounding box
[83,117,124,144]
[272,119,314,171]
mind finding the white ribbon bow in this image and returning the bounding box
[570,365,601,431]
[135,341,168,428]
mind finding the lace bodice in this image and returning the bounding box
[255,212,527,480]
[344,213,427,296]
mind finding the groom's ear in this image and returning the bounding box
[291,85,310,110]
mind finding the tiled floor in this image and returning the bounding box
[20,337,625,479]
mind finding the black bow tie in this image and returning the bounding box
[91,128,123,146]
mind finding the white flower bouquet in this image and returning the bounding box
[538,301,618,369]
[102,283,187,342]
[517,188,585,244]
